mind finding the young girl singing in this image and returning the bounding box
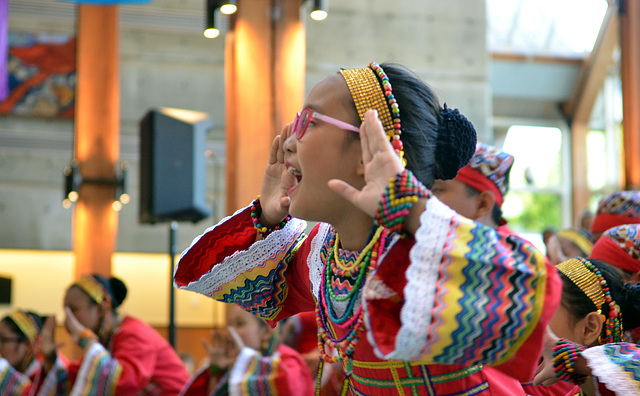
[175,62,560,395]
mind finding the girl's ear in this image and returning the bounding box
[475,191,496,219]
[582,312,604,346]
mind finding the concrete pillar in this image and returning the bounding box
[225,0,305,213]
[73,5,120,278]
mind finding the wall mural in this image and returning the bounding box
[0,32,75,118]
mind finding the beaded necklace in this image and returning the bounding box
[316,226,387,374]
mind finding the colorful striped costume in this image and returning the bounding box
[54,316,189,396]
[179,344,314,396]
[175,196,561,395]
[0,356,68,396]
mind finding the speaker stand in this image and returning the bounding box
[168,221,178,348]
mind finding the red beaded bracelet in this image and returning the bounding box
[552,338,587,384]
[250,196,291,238]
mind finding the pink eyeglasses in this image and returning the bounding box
[291,108,360,140]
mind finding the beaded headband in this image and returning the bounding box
[8,309,38,340]
[557,228,593,256]
[73,275,107,304]
[556,258,623,343]
[339,62,405,164]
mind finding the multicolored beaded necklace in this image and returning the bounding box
[316,226,387,377]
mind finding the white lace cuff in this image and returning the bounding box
[583,345,640,396]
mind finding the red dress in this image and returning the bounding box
[64,316,190,395]
[175,198,561,395]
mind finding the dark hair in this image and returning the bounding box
[559,259,640,330]
[1,311,45,341]
[74,274,128,310]
[344,63,476,188]
[464,185,502,227]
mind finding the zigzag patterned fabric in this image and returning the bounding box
[175,197,556,394]
[175,206,307,321]
[366,197,547,368]
[582,342,640,395]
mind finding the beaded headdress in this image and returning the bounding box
[339,62,405,164]
[557,228,594,256]
[592,190,640,233]
[73,275,107,304]
[590,224,640,273]
[8,309,38,340]
[556,258,623,343]
[455,142,514,207]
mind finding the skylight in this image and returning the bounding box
[487,0,609,58]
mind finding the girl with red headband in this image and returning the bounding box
[175,62,561,395]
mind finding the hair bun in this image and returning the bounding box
[109,277,128,308]
[434,104,477,180]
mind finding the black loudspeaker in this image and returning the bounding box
[139,108,213,224]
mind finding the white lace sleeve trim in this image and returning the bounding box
[582,346,640,396]
[174,205,307,297]
[308,223,332,300]
[368,197,455,361]
[70,343,109,396]
[229,347,259,396]
[38,354,66,396]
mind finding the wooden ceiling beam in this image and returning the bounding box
[562,3,619,123]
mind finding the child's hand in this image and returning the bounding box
[260,123,293,226]
[328,109,403,217]
[40,316,63,359]
[533,326,560,386]
[203,326,243,370]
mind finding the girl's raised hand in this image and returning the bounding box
[40,316,63,360]
[202,326,244,370]
[328,109,404,217]
[259,123,293,227]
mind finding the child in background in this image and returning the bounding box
[591,190,640,241]
[534,258,640,395]
[431,142,513,230]
[0,309,67,395]
[180,304,313,395]
[41,274,190,395]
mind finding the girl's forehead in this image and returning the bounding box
[304,74,351,111]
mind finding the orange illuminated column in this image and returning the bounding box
[620,0,640,189]
[225,0,305,212]
[73,5,120,278]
